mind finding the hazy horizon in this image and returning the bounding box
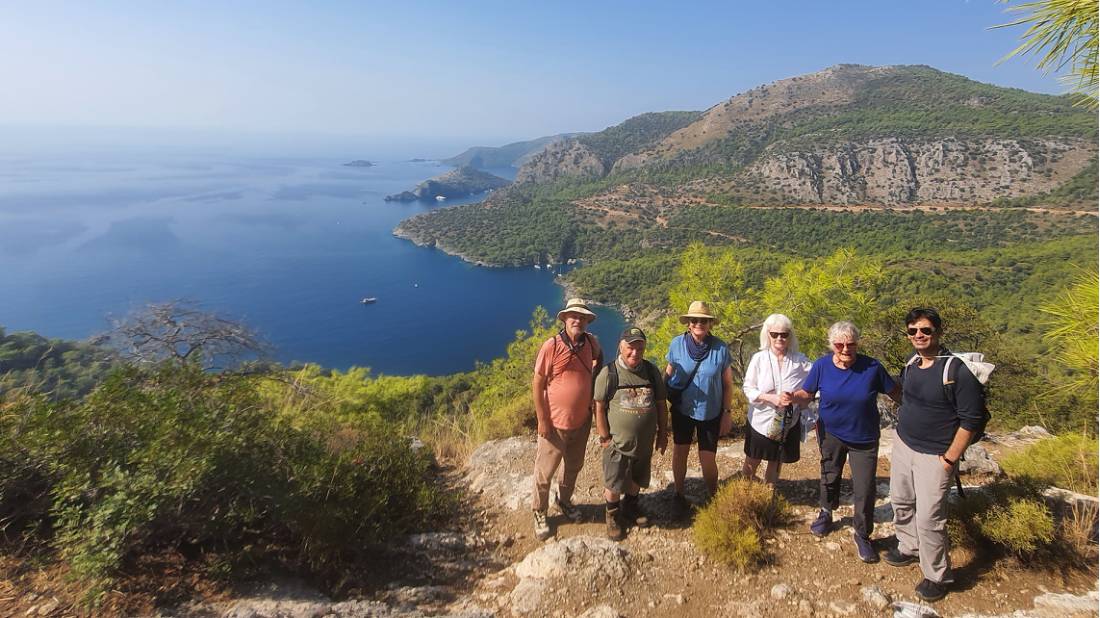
[2,2,1071,143]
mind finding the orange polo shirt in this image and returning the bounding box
[534,333,602,430]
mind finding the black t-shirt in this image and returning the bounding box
[896,352,986,455]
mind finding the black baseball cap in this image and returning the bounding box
[620,326,647,343]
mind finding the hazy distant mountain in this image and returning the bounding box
[442,134,581,169]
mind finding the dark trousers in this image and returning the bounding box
[817,429,879,539]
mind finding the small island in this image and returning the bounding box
[385,165,510,202]
[343,160,374,167]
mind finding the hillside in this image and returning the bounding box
[396,64,1098,269]
[442,134,580,169]
[514,65,1096,205]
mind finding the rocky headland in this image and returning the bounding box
[385,165,511,202]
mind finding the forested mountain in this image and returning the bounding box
[397,64,1097,270]
[441,133,580,169]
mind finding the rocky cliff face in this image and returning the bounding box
[742,137,1089,205]
[514,139,606,184]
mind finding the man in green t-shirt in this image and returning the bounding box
[593,326,669,541]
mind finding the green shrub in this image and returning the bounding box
[949,478,1057,558]
[977,499,1056,554]
[1001,433,1099,495]
[1,363,450,602]
[692,478,790,570]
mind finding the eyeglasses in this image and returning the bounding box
[688,318,711,325]
[769,332,790,339]
[907,326,935,336]
[832,342,858,350]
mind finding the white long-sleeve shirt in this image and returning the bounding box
[742,349,811,438]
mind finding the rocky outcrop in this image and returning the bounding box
[514,139,606,184]
[386,166,510,202]
[742,138,1085,205]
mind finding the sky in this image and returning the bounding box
[0,1,1073,148]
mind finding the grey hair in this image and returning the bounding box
[759,313,799,354]
[827,321,860,344]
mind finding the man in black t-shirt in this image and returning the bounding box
[886,308,986,603]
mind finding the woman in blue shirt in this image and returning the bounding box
[793,321,900,564]
[664,301,733,515]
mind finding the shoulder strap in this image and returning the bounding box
[603,361,619,404]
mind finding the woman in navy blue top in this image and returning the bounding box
[793,321,900,564]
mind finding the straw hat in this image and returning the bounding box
[679,300,719,325]
[557,298,597,322]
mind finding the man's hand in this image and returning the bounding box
[655,429,668,455]
[537,419,550,439]
[939,455,956,473]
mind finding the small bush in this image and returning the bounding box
[950,478,1057,558]
[977,499,1056,554]
[1001,433,1099,495]
[693,478,790,570]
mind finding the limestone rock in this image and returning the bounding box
[861,585,891,611]
[959,444,1001,476]
[771,583,794,600]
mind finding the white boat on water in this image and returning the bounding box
[435,195,446,201]
[360,297,377,304]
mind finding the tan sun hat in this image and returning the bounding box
[679,300,719,325]
[557,298,597,322]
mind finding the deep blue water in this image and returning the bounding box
[0,148,624,375]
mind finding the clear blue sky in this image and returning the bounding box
[0,1,1071,144]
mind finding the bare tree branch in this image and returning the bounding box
[101,300,271,369]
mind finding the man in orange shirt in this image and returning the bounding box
[531,298,603,541]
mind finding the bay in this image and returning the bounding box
[0,145,625,375]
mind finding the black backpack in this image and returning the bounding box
[603,359,662,404]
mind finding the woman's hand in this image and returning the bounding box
[778,392,793,407]
[719,411,733,437]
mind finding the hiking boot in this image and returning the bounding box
[556,496,583,523]
[605,503,625,541]
[915,578,948,602]
[623,494,649,528]
[533,509,552,542]
[884,547,919,567]
[672,493,693,520]
[810,509,832,538]
[853,533,879,563]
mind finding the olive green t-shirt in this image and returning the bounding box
[593,358,666,459]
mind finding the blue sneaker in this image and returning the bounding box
[810,509,832,538]
[853,533,879,563]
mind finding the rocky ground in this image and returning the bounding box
[4,427,1095,618]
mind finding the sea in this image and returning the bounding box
[0,133,625,375]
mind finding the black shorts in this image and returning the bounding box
[671,412,721,452]
[743,422,800,464]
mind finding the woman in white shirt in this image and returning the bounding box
[741,313,811,484]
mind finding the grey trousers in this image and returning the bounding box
[818,429,879,539]
[890,436,955,583]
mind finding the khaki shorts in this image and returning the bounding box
[602,447,652,493]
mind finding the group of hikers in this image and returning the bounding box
[531,298,987,603]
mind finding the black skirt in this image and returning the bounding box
[743,421,800,464]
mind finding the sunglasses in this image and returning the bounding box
[832,342,858,350]
[907,327,935,336]
[769,332,790,339]
[688,318,712,324]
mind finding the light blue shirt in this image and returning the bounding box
[665,333,731,421]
